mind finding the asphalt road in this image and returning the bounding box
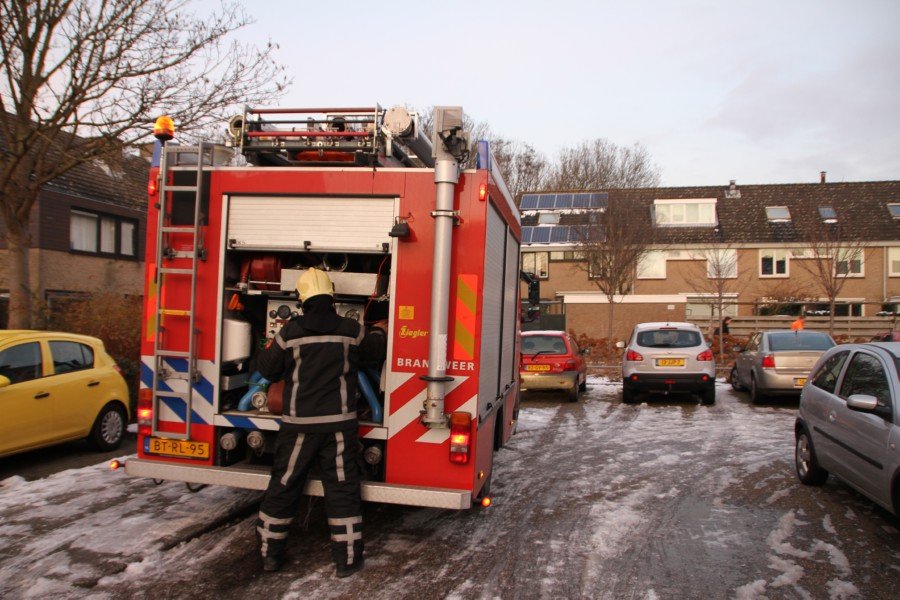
[0,431,137,482]
[1,382,897,599]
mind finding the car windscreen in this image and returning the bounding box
[768,331,835,352]
[521,335,568,355]
[636,329,701,348]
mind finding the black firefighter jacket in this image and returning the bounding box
[257,297,364,432]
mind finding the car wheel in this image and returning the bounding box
[622,385,637,404]
[567,385,579,402]
[795,427,828,486]
[88,403,127,451]
[579,374,587,392]
[750,375,765,405]
[700,386,716,405]
[730,367,743,391]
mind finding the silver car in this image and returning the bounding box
[731,330,836,403]
[619,322,716,405]
[795,342,900,515]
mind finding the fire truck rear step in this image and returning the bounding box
[125,458,471,509]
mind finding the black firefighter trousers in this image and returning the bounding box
[256,424,363,568]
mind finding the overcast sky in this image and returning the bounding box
[224,0,899,187]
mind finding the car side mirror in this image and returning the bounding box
[846,394,879,412]
[581,348,591,355]
[0,375,9,388]
[615,341,625,349]
[732,345,743,353]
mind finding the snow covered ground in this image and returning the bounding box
[0,378,897,599]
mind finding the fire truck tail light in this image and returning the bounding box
[478,183,487,202]
[148,177,158,197]
[137,389,153,437]
[449,412,472,464]
[761,354,776,369]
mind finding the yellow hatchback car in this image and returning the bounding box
[0,330,130,458]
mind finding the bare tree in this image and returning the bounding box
[792,218,869,335]
[545,139,661,190]
[573,198,650,347]
[0,0,289,327]
[684,247,750,360]
[753,278,816,317]
[489,137,549,201]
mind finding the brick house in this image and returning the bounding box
[0,152,149,322]
[520,181,900,341]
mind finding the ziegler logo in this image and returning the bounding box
[399,326,428,339]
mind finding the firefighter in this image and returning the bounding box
[255,268,365,577]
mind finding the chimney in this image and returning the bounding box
[725,179,740,199]
[820,171,826,184]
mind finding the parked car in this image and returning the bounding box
[871,331,900,342]
[0,330,130,458]
[731,330,836,403]
[618,322,716,405]
[520,330,588,402]
[795,342,900,515]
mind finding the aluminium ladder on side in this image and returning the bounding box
[149,142,213,440]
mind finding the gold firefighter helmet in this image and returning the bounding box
[296,268,334,302]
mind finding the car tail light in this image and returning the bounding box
[761,354,776,369]
[137,388,153,437]
[449,412,472,464]
[696,349,714,361]
[563,359,578,371]
[625,349,644,361]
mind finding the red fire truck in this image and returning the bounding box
[125,105,522,508]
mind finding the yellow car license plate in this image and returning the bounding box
[147,437,210,459]
[794,378,807,387]
[656,358,685,367]
[525,364,551,372]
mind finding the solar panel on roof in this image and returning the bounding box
[588,194,607,208]
[530,227,551,243]
[573,193,590,208]
[537,194,556,209]
[521,227,533,244]
[554,194,573,208]
[549,225,571,243]
[519,195,538,210]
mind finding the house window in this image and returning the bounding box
[653,199,717,226]
[765,206,791,222]
[818,206,837,223]
[637,251,666,279]
[760,249,789,276]
[835,249,863,277]
[537,212,560,225]
[70,209,138,258]
[889,247,900,277]
[888,204,900,219]
[522,252,549,279]
[706,248,737,279]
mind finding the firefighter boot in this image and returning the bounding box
[263,554,284,573]
[333,540,365,578]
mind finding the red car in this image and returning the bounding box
[519,330,588,401]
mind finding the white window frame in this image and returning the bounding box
[637,251,667,279]
[834,248,864,277]
[653,198,717,227]
[759,248,789,277]
[537,212,560,225]
[889,247,900,277]
[522,251,549,280]
[765,206,791,222]
[706,248,738,279]
[888,203,900,219]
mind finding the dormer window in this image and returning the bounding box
[889,203,900,219]
[766,206,791,222]
[818,206,837,223]
[653,198,717,226]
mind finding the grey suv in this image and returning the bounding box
[795,342,900,515]
[619,322,716,405]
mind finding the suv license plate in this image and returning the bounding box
[656,358,685,367]
[794,377,807,387]
[525,364,551,372]
[146,437,210,459]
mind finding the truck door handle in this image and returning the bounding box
[87,381,100,387]
[34,392,50,399]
